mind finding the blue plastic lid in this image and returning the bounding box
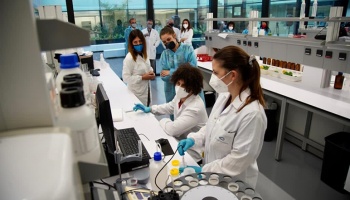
[60,54,80,69]
[153,152,162,161]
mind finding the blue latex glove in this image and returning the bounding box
[177,138,195,156]
[133,103,151,113]
[179,166,202,174]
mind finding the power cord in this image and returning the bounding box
[154,145,182,191]
[138,134,150,141]
[92,179,117,190]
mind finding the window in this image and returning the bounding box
[218,0,262,33]
[269,0,297,36]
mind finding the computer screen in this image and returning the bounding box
[95,83,116,154]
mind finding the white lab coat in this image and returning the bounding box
[142,28,160,59]
[173,27,181,42]
[188,89,267,188]
[180,29,193,45]
[122,53,153,105]
[151,94,208,161]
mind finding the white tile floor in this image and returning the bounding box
[102,55,350,200]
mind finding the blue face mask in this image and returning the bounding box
[133,44,143,52]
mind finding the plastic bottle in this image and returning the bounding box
[311,0,318,18]
[300,0,306,19]
[334,72,344,90]
[149,152,168,192]
[252,27,258,37]
[56,87,100,162]
[56,54,90,107]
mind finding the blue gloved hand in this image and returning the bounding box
[133,103,151,113]
[179,165,202,174]
[177,138,195,156]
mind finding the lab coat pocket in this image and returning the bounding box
[213,127,236,148]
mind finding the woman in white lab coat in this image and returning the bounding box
[178,46,267,188]
[133,63,208,161]
[180,19,193,45]
[123,29,155,106]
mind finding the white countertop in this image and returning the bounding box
[198,61,350,119]
[95,60,198,165]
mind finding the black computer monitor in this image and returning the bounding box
[95,83,116,155]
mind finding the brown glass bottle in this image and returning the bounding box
[334,72,344,89]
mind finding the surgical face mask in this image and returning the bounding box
[166,41,176,50]
[147,24,153,29]
[169,23,174,27]
[229,26,233,30]
[175,85,189,99]
[209,71,233,93]
[183,24,188,29]
[133,44,143,52]
[131,23,137,28]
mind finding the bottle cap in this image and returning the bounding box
[170,168,179,176]
[61,79,83,89]
[338,72,343,75]
[153,152,162,161]
[63,74,82,82]
[60,87,85,108]
[171,160,180,167]
[60,54,80,69]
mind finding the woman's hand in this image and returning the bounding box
[142,71,155,80]
[160,70,170,77]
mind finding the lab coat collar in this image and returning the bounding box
[231,88,251,110]
[220,88,251,113]
[177,94,196,112]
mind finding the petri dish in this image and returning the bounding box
[180,185,190,191]
[228,182,239,192]
[223,176,232,182]
[174,180,183,187]
[208,177,219,185]
[199,179,208,185]
[240,195,252,200]
[188,178,199,187]
[245,188,255,195]
[185,176,193,181]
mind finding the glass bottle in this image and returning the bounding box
[334,72,344,90]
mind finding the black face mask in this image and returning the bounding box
[169,23,174,27]
[166,41,176,49]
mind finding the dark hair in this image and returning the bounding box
[128,29,148,61]
[160,26,175,36]
[213,46,265,111]
[260,21,269,31]
[181,19,191,33]
[227,21,235,29]
[129,18,135,23]
[147,19,153,23]
[171,63,203,95]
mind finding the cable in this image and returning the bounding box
[92,181,111,190]
[100,179,117,190]
[154,145,182,191]
[138,134,150,141]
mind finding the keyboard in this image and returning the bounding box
[116,128,151,160]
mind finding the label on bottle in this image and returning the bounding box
[72,124,98,155]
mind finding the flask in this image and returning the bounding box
[56,87,101,162]
[56,54,90,107]
[311,0,318,18]
[149,152,168,191]
[334,72,344,90]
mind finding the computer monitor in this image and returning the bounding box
[95,83,116,155]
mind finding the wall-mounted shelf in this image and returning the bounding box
[203,17,350,22]
[36,19,90,51]
[205,32,350,72]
